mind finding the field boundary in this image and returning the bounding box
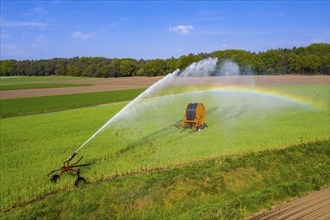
[0,88,145,118]
[0,83,94,90]
[248,187,330,220]
[0,76,162,99]
[1,75,328,99]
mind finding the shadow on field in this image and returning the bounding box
[206,107,219,114]
[215,104,250,120]
[111,122,191,158]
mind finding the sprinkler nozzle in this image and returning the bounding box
[65,152,77,163]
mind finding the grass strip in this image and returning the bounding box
[0,88,145,118]
[0,83,94,90]
[0,76,95,85]
[1,140,329,219]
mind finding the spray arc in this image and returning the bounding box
[47,57,321,186]
[47,69,180,186]
[47,57,223,185]
[46,58,242,185]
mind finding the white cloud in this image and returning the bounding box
[72,31,83,38]
[221,44,227,48]
[1,19,49,29]
[71,31,95,40]
[24,7,49,16]
[169,25,194,35]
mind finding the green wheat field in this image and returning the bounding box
[0,80,329,219]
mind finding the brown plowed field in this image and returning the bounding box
[170,75,330,86]
[248,187,330,220]
[0,75,329,99]
[0,76,162,99]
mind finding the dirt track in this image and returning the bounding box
[0,75,329,99]
[248,187,330,220]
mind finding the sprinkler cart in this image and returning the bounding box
[47,152,91,186]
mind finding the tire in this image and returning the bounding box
[50,174,60,183]
[75,177,86,186]
[197,126,201,132]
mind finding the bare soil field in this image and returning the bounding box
[0,76,162,99]
[0,75,329,99]
[249,187,330,220]
[169,75,330,86]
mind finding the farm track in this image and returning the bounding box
[1,75,329,99]
[248,187,330,220]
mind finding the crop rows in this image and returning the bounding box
[0,88,145,118]
[1,85,328,212]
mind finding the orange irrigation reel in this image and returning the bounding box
[176,103,207,132]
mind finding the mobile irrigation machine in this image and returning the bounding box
[48,103,207,185]
[176,103,207,132]
[47,152,91,186]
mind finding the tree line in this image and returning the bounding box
[1,43,329,77]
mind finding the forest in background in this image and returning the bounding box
[0,43,329,77]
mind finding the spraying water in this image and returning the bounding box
[74,58,248,154]
[180,58,218,77]
[74,69,180,153]
[73,57,318,155]
[48,57,325,188]
[218,60,240,76]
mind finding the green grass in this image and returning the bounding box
[0,84,328,214]
[1,140,329,219]
[0,83,94,90]
[0,83,330,218]
[0,88,145,118]
[0,76,96,85]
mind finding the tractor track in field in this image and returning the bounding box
[248,187,330,220]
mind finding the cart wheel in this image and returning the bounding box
[50,174,60,183]
[75,177,86,186]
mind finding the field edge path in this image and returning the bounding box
[248,187,330,220]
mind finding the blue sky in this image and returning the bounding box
[1,1,329,60]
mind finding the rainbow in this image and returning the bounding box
[205,85,328,110]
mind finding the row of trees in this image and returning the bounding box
[1,43,329,77]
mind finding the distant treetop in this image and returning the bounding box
[1,43,329,76]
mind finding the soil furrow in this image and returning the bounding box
[249,187,330,220]
[269,197,329,220]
